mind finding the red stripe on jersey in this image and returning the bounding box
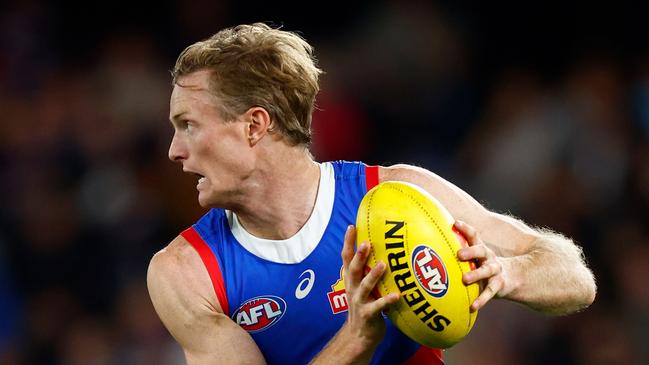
[181,227,230,316]
[365,165,379,191]
[403,346,444,365]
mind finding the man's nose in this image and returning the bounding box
[168,132,187,162]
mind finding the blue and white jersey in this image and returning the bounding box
[181,161,443,365]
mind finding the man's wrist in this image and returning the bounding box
[499,255,528,299]
[309,321,380,365]
[338,321,382,359]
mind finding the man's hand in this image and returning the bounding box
[340,225,400,352]
[310,226,400,364]
[455,220,512,312]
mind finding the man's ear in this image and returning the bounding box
[245,107,272,146]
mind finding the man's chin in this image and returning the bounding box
[197,193,221,209]
[197,194,213,208]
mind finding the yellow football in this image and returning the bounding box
[356,181,480,348]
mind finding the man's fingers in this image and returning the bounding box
[341,225,356,266]
[458,244,491,262]
[471,278,502,312]
[463,261,502,285]
[365,292,400,315]
[348,241,370,281]
[358,261,386,297]
[454,220,478,244]
[455,220,507,313]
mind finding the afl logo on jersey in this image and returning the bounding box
[412,245,448,298]
[232,295,287,333]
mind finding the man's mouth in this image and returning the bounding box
[188,171,206,186]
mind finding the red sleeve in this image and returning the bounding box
[181,227,230,316]
[365,165,380,191]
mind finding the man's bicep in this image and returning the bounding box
[379,164,538,255]
[147,246,266,364]
[147,250,203,352]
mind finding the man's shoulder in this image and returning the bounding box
[147,234,218,309]
[147,235,233,355]
[148,236,201,293]
[150,235,197,271]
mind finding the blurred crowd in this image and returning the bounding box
[1,1,647,364]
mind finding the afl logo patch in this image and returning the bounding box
[232,295,287,333]
[411,245,448,298]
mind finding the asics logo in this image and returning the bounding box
[295,269,315,299]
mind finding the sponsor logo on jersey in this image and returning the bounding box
[232,295,287,333]
[295,269,316,299]
[327,268,348,314]
[411,245,448,298]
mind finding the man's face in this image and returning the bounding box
[168,70,252,208]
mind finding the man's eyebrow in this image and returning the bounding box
[170,111,187,123]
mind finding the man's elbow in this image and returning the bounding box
[549,265,597,316]
[579,267,597,310]
[558,236,597,313]
[560,267,597,315]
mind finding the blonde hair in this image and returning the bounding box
[172,23,323,145]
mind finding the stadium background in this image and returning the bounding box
[1,1,647,363]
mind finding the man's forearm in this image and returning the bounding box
[309,323,378,365]
[500,230,597,315]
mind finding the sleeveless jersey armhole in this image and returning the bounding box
[365,165,379,191]
[181,227,230,316]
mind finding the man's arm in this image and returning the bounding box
[309,162,597,365]
[309,226,400,365]
[147,236,266,365]
[381,164,597,315]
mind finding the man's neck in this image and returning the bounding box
[231,149,321,240]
